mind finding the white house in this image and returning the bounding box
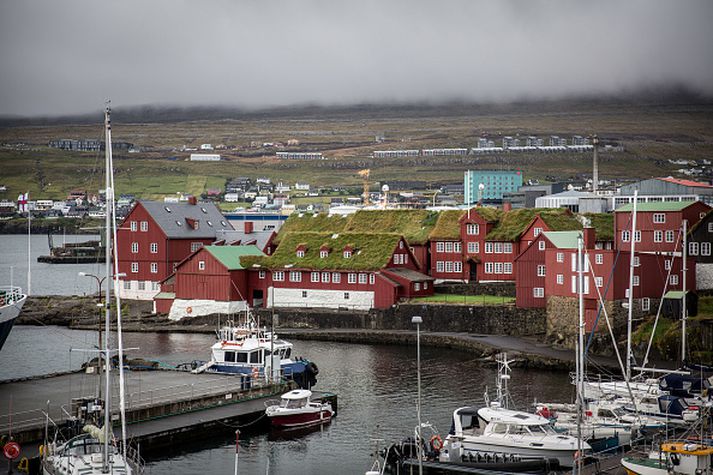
[189,153,221,161]
[200,144,213,150]
[294,183,310,191]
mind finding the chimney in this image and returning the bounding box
[244,221,254,234]
[592,134,599,194]
[503,201,512,212]
[583,227,596,250]
[188,196,197,205]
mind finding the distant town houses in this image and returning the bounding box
[49,139,133,151]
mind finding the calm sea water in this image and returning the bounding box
[0,234,573,474]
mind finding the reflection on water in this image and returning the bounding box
[1,327,572,474]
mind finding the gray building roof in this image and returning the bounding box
[140,200,233,239]
[214,229,275,252]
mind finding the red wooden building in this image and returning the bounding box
[155,245,264,319]
[116,198,233,300]
[242,232,434,310]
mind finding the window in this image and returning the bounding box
[641,297,651,312]
[320,250,329,258]
[689,242,699,256]
[485,242,493,254]
[322,272,330,283]
[454,242,461,253]
[130,221,137,232]
[343,250,351,259]
[534,227,543,237]
[273,271,285,281]
[504,263,512,274]
[670,274,679,285]
[424,282,428,290]
[467,242,477,253]
[634,231,641,242]
[467,223,479,235]
[123,280,131,290]
[654,230,663,243]
[138,281,145,291]
[259,270,266,279]
[571,275,577,294]
[666,230,674,243]
[533,287,544,298]
[358,273,367,284]
[436,261,444,273]
[633,256,640,267]
[632,275,639,286]
[131,242,138,253]
[296,250,305,258]
[595,277,603,287]
[625,288,630,299]
[709,222,713,233]
[191,242,203,252]
[454,261,463,273]
[150,242,158,254]
[302,291,308,298]
[445,242,453,253]
[494,262,503,274]
[198,260,206,270]
[140,221,148,232]
[485,262,493,274]
[414,282,421,291]
[332,272,341,283]
[445,261,453,273]
[436,242,445,253]
[537,265,546,277]
[399,241,404,249]
[348,273,357,284]
[131,262,138,273]
[150,263,158,274]
[622,230,630,242]
[653,213,665,224]
[595,254,603,265]
[494,242,503,254]
[369,274,375,284]
[311,272,320,283]
[665,260,671,270]
[344,292,350,300]
[289,271,301,282]
[538,240,545,251]
[556,252,564,263]
[556,274,564,285]
[504,243,513,254]
[702,242,711,256]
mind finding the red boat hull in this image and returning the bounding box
[269,410,333,428]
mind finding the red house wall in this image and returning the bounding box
[515,237,547,308]
[117,203,168,281]
[175,249,231,301]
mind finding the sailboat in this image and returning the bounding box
[42,105,143,475]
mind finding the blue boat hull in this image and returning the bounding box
[206,360,318,389]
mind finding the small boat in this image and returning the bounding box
[621,441,713,475]
[265,389,333,429]
[0,286,26,351]
[190,313,319,389]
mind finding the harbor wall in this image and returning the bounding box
[434,281,516,297]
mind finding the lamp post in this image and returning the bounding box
[78,271,106,402]
[412,315,423,475]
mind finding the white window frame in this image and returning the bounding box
[348,273,357,284]
[358,273,368,284]
[632,275,640,286]
[485,242,493,254]
[296,250,305,258]
[634,230,641,243]
[467,223,479,235]
[689,242,699,256]
[150,242,158,254]
[436,242,445,253]
[595,254,603,265]
[665,259,671,270]
[665,230,674,243]
[343,250,351,259]
[538,240,545,251]
[332,272,341,283]
[467,242,476,253]
[494,262,503,274]
[633,256,640,267]
[534,227,543,237]
[369,274,375,284]
[445,242,454,253]
[533,287,544,298]
[436,261,444,273]
[494,242,503,254]
[595,276,603,288]
[140,221,148,232]
[321,272,330,283]
[258,270,266,279]
[654,230,663,243]
[198,260,206,270]
[414,282,421,291]
[150,262,158,274]
[556,252,564,263]
[653,213,665,224]
[130,221,137,232]
[485,262,493,274]
[701,241,711,256]
[191,242,203,252]
[641,297,651,312]
[311,272,320,283]
[454,242,461,253]
[131,262,138,273]
[445,261,453,273]
[320,250,329,258]
[289,271,302,282]
[504,263,512,274]
[556,274,564,285]
[537,265,546,277]
[670,274,679,285]
[622,230,630,242]
[504,242,513,254]
[273,271,285,282]
[709,222,713,233]
[131,242,138,253]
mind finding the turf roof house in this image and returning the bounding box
[241,232,434,310]
[515,229,694,337]
[116,198,234,300]
[155,245,264,319]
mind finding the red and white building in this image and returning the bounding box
[245,232,434,310]
[116,198,234,300]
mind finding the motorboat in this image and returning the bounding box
[0,286,26,351]
[443,403,591,468]
[190,314,319,389]
[264,389,333,428]
[621,441,713,475]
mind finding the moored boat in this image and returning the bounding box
[265,389,334,428]
[621,441,713,475]
[0,286,26,351]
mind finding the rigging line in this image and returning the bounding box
[584,249,640,416]
[641,226,682,370]
[21,314,104,349]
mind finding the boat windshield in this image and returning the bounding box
[280,397,307,409]
[61,437,105,456]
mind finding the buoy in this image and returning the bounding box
[186,306,193,314]
[3,441,21,460]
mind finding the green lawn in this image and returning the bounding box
[409,293,515,305]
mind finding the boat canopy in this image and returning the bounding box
[282,389,312,400]
[477,406,551,426]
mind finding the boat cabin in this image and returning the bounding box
[279,389,313,409]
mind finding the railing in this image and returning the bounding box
[0,286,25,306]
[0,407,47,434]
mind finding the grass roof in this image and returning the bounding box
[429,210,465,240]
[486,208,580,241]
[240,232,403,271]
[582,213,614,241]
[273,213,349,244]
[615,201,697,212]
[539,210,582,233]
[473,206,503,223]
[344,209,438,245]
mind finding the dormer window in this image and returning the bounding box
[343,250,352,259]
[185,217,199,230]
[320,250,329,258]
[297,250,305,258]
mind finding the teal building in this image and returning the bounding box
[464,170,523,204]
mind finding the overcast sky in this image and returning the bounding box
[1,0,712,117]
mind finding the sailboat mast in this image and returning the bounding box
[27,191,31,295]
[575,234,584,475]
[102,105,112,472]
[681,219,687,363]
[626,190,638,381]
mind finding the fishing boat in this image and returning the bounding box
[264,389,334,428]
[0,286,26,351]
[621,441,713,475]
[190,313,319,389]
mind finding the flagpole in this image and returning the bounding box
[27,191,31,295]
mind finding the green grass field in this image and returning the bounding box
[409,293,515,305]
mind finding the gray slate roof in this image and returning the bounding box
[140,200,233,239]
[214,229,275,251]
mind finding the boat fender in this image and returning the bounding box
[308,361,319,375]
[251,366,259,380]
[429,435,443,452]
[17,457,29,473]
[670,453,680,466]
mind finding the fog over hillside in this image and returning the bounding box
[1,0,712,117]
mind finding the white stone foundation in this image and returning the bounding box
[118,280,160,301]
[168,299,249,321]
[268,287,374,310]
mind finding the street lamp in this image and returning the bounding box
[411,315,423,475]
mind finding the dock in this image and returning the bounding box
[0,369,298,451]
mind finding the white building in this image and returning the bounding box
[190,153,221,161]
[276,152,323,160]
[373,150,419,158]
[224,193,241,203]
[200,144,213,150]
[294,183,310,191]
[421,148,469,156]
